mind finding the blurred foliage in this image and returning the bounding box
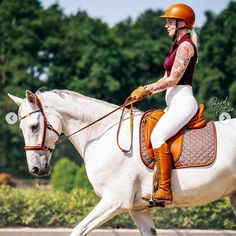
[151,198,236,229]
[0,186,98,227]
[0,186,235,228]
[194,1,236,119]
[0,0,236,179]
[51,157,79,192]
[74,163,93,190]
[51,157,92,192]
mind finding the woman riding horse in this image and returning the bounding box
[130,3,198,205]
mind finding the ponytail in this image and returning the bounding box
[190,27,199,62]
[190,28,199,50]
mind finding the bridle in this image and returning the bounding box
[20,93,138,154]
[20,94,60,153]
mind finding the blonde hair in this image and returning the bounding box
[190,28,199,63]
[190,28,199,50]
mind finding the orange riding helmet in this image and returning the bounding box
[160,3,195,29]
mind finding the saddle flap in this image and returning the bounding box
[144,110,164,157]
[167,129,185,163]
[187,104,206,129]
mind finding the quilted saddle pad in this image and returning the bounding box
[139,111,217,169]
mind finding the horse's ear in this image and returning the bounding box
[8,93,23,106]
[25,90,36,104]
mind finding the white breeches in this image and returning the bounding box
[151,85,198,149]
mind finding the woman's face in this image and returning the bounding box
[165,19,187,37]
[165,19,176,37]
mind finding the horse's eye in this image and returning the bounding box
[31,124,39,132]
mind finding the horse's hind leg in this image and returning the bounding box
[229,192,236,216]
[129,210,157,236]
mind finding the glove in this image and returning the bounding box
[130,86,146,101]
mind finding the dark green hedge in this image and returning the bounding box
[151,201,236,229]
[0,186,235,229]
[51,158,93,192]
[0,186,97,227]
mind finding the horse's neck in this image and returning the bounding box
[40,91,121,157]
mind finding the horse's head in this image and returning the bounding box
[8,90,62,177]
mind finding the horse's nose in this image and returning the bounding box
[31,166,40,175]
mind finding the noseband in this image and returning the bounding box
[20,94,60,153]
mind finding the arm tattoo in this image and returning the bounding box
[146,77,167,94]
[145,42,194,94]
[170,41,194,85]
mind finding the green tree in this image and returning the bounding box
[0,0,65,176]
[111,10,170,109]
[46,11,123,103]
[195,1,236,119]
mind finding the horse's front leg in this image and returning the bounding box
[129,210,157,236]
[70,197,122,236]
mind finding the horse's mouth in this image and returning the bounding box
[35,170,51,177]
[31,171,51,177]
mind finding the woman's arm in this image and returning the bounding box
[145,71,167,93]
[146,41,194,94]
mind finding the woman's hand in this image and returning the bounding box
[130,86,151,101]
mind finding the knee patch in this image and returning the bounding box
[151,132,165,149]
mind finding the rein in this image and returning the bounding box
[63,96,136,153]
[116,98,134,153]
[21,94,137,154]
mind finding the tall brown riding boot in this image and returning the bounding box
[152,143,172,203]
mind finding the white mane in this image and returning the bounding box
[38,89,118,108]
[36,89,121,122]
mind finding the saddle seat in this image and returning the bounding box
[144,104,207,164]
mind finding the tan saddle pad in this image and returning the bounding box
[139,105,217,169]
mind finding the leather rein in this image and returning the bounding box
[20,94,136,154]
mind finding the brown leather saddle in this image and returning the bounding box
[139,104,217,169]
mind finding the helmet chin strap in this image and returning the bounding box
[173,19,188,43]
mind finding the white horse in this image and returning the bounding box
[8,90,236,236]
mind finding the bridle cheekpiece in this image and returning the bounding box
[20,94,60,153]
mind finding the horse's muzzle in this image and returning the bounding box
[30,163,51,177]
